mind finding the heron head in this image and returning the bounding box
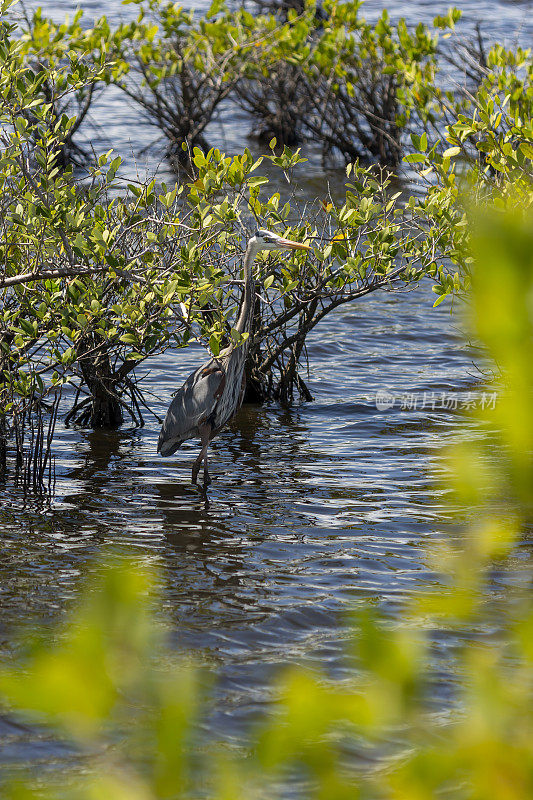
[252,228,311,252]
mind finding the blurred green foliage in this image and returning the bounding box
[1,203,532,798]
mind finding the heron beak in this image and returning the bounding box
[278,237,311,251]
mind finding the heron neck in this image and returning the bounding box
[234,241,257,335]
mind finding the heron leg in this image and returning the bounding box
[203,451,211,486]
[192,423,212,487]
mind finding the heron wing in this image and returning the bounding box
[157,360,224,456]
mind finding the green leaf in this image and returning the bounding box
[433,292,449,307]
[247,176,269,188]
[443,146,461,158]
[209,334,220,357]
[404,153,427,164]
[207,0,226,17]
[18,319,36,337]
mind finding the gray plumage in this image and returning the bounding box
[157,229,310,487]
[157,358,227,457]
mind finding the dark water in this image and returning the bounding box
[1,0,531,777]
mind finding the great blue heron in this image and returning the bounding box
[158,229,311,486]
